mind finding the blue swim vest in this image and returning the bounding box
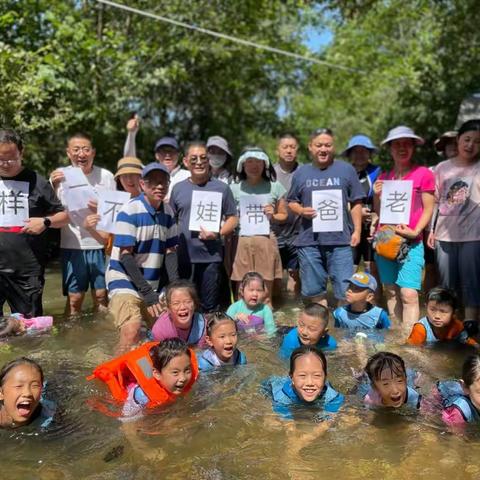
[333,304,390,330]
[415,317,469,344]
[196,348,247,371]
[262,376,344,420]
[279,327,337,360]
[437,380,480,423]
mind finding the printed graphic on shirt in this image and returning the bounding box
[439,177,472,216]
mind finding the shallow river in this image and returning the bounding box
[1,266,480,480]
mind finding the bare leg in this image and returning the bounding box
[92,288,108,313]
[384,284,402,323]
[287,270,301,294]
[117,320,142,354]
[400,287,419,327]
[65,292,85,316]
[264,280,274,308]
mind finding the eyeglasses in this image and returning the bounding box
[0,159,19,165]
[189,155,208,164]
[70,147,93,154]
[143,179,170,188]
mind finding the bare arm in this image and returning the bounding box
[220,214,238,236]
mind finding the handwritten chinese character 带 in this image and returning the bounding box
[245,204,265,224]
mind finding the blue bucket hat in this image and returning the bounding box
[341,135,378,157]
[348,272,377,292]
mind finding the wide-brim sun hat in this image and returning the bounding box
[434,131,457,152]
[341,134,378,157]
[207,135,232,157]
[381,126,425,146]
[236,148,270,173]
[114,157,144,179]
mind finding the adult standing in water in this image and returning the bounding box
[123,115,190,199]
[288,128,364,307]
[170,142,238,312]
[0,129,68,316]
[50,133,116,315]
[428,120,480,334]
[373,126,434,326]
[341,135,382,299]
[272,134,302,294]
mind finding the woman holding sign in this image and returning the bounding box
[428,120,480,335]
[229,147,288,306]
[373,126,434,326]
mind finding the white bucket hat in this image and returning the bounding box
[236,148,270,173]
[381,126,425,146]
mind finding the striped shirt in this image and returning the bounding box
[106,193,177,298]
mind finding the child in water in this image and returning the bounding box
[263,345,344,420]
[279,303,336,359]
[0,357,53,428]
[151,280,207,347]
[407,287,478,347]
[357,351,422,410]
[227,272,276,335]
[121,338,198,417]
[333,272,390,330]
[197,312,247,371]
[436,354,480,426]
[0,314,53,339]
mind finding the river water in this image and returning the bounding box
[1,265,479,480]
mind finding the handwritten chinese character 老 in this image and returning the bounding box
[385,191,408,213]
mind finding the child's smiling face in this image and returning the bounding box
[153,353,192,396]
[0,364,42,426]
[297,313,327,346]
[206,320,238,363]
[373,368,407,408]
[168,289,195,330]
[291,353,326,403]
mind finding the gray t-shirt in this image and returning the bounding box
[272,163,301,247]
[287,160,364,246]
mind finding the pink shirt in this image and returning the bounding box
[151,311,207,347]
[379,166,435,241]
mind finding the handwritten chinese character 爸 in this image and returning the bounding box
[103,200,124,222]
[385,191,408,213]
[316,199,339,221]
[0,190,26,215]
[245,203,265,224]
[196,201,219,222]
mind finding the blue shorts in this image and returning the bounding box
[375,241,424,290]
[297,245,354,300]
[61,248,107,295]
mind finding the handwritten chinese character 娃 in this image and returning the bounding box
[196,201,219,222]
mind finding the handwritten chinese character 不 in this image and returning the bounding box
[316,199,339,221]
[103,200,124,222]
[385,191,408,213]
[196,201,219,222]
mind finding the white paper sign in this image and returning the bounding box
[63,167,97,212]
[188,190,223,233]
[312,189,343,232]
[379,180,413,225]
[96,190,131,234]
[239,194,270,236]
[0,180,29,227]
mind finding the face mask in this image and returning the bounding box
[208,153,227,169]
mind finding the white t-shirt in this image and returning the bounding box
[57,165,116,249]
[167,166,190,200]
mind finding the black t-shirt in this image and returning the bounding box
[0,168,64,275]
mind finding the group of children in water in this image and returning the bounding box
[1,270,479,431]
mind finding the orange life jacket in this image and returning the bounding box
[87,342,199,408]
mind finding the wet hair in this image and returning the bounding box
[0,316,20,338]
[239,272,266,294]
[289,345,327,376]
[236,145,277,182]
[462,354,480,388]
[165,280,199,310]
[0,357,44,387]
[302,302,330,326]
[457,119,480,138]
[365,352,406,383]
[149,338,191,372]
[67,132,92,145]
[0,129,24,152]
[205,311,237,336]
[309,128,334,141]
[425,286,457,311]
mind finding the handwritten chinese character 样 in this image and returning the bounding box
[0,190,26,215]
[316,199,338,221]
[385,191,408,213]
[195,201,219,222]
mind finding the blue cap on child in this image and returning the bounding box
[349,272,377,292]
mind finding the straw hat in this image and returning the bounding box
[114,157,144,179]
